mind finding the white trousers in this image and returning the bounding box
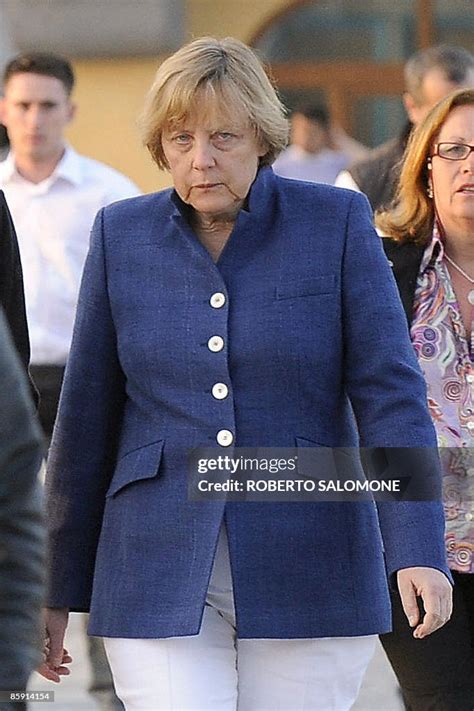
[103,526,376,711]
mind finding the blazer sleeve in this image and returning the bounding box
[45,208,126,610]
[0,191,31,374]
[341,192,450,581]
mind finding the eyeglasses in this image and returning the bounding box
[431,142,474,161]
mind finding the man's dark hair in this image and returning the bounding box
[291,103,330,130]
[405,44,473,105]
[3,52,75,95]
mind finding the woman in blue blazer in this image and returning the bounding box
[40,38,452,710]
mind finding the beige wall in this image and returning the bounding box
[65,58,165,193]
[188,0,290,42]
[65,0,292,194]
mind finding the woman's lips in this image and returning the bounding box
[193,183,222,189]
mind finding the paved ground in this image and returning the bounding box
[28,613,404,711]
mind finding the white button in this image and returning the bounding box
[212,383,229,400]
[217,429,233,446]
[210,292,226,309]
[467,374,474,384]
[465,512,473,521]
[468,421,474,431]
[208,336,224,352]
[468,468,474,476]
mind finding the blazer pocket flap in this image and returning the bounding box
[295,436,363,481]
[276,275,337,300]
[106,439,164,497]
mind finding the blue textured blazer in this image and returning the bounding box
[46,167,449,639]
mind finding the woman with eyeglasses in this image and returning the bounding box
[377,87,474,711]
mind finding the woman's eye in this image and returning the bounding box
[174,134,191,144]
[215,132,235,141]
[443,143,465,157]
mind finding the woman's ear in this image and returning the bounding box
[258,144,268,161]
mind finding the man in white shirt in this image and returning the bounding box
[0,51,140,711]
[0,52,140,439]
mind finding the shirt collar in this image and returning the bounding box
[0,151,17,182]
[51,145,83,186]
[0,144,83,187]
[419,221,445,273]
[285,145,335,160]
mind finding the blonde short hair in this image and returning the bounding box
[376,88,474,244]
[139,36,289,170]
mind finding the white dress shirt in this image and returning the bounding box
[0,146,140,364]
[334,169,361,192]
[272,145,349,185]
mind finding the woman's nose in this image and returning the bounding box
[462,151,474,174]
[192,139,215,169]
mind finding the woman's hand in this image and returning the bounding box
[37,607,72,682]
[397,567,453,639]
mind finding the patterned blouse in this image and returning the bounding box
[411,224,474,574]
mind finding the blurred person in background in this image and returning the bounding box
[0,52,140,444]
[336,45,474,212]
[0,51,140,711]
[0,307,44,711]
[39,37,452,711]
[273,103,360,185]
[377,88,474,711]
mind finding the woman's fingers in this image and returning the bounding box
[397,567,452,639]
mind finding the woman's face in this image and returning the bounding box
[161,99,266,221]
[430,104,474,237]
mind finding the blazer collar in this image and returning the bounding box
[169,166,278,270]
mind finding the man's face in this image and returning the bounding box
[290,113,328,154]
[0,72,75,162]
[405,67,474,126]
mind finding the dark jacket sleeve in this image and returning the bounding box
[0,308,45,692]
[381,238,425,326]
[0,192,31,374]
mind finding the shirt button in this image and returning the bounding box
[208,336,224,352]
[467,422,474,431]
[217,429,233,446]
[465,512,473,521]
[467,468,474,476]
[212,383,229,400]
[210,292,226,309]
[467,374,474,384]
